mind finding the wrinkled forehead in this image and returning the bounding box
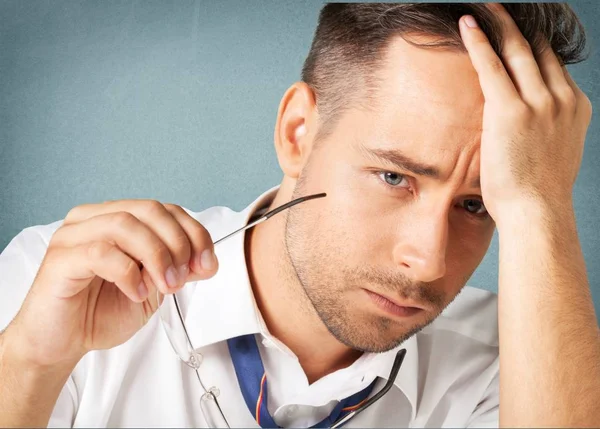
[362,35,486,153]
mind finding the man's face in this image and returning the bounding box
[285,36,495,353]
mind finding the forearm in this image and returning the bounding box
[496,201,600,427]
[0,327,76,427]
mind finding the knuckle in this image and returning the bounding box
[559,88,577,110]
[510,102,533,122]
[579,93,593,121]
[535,91,557,115]
[513,40,532,55]
[120,258,140,282]
[172,230,192,249]
[192,224,211,244]
[49,225,68,246]
[190,226,213,256]
[87,241,111,260]
[486,58,506,75]
[165,203,190,219]
[148,242,171,266]
[163,203,180,212]
[110,211,137,228]
[583,94,593,113]
[168,233,192,264]
[144,199,166,216]
[581,92,592,108]
[64,205,86,224]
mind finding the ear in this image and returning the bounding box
[274,82,317,179]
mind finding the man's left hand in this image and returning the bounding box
[459,3,592,226]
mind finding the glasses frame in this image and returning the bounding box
[157,192,407,428]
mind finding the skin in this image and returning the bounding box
[460,6,599,426]
[250,4,600,425]
[247,25,493,379]
[1,3,599,427]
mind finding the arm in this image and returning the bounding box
[458,4,600,426]
[496,201,600,426]
[0,201,218,426]
[0,330,78,427]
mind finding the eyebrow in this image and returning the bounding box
[359,144,481,189]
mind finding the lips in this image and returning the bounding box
[364,289,425,318]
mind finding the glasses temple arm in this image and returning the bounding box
[330,348,407,429]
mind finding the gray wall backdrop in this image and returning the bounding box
[1,0,599,321]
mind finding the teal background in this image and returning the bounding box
[1,1,599,319]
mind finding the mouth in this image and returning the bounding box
[363,289,426,318]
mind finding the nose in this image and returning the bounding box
[392,207,448,283]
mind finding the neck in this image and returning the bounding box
[245,189,362,384]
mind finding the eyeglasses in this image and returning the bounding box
[157,192,407,428]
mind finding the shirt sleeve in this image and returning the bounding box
[0,226,48,331]
[0,222,78,428]
[466,368,499,428]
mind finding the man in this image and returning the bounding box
[0,2,598,427]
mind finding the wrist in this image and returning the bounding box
[492,196,575,234]
[0,327,77,428]
[1,324,81,377]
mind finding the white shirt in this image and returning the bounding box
[0,186,500,428]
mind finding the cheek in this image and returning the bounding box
[303,166,371,233]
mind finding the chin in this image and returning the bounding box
[332,316,417,353]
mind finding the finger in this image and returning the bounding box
[487,3,549,105]
[561,66,583,98]
[562,66,592,120]
[135,202,192,288]
[53,212,177,294]
[64,200,193,288]
[459,14,520,105]
[140,266,161,305]
[535,39,574,108]
[43,242,147,303]
[164,204,219,280]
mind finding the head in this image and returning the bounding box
[272,3,587,352]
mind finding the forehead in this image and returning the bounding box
[356,35,485,155]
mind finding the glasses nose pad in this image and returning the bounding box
[200,388,229,428]
[187,350,203,369]
[208,386,220,398]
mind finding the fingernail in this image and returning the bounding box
[137,281,148,300]
[178,264,189,283]
[464,15,478,28]
[200,248,216,271]
[165,266,179,288]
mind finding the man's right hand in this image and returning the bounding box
[3,199,219,369]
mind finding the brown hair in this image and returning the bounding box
[301,3,588,137]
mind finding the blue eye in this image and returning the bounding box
[380,172,407,187]
[463,199,487,215]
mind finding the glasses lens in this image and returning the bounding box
[157,290,200,368]
[200,391,230,428]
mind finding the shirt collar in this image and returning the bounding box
[182,186,419,418]
[184,186,278,349]
[370,335,419,421]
